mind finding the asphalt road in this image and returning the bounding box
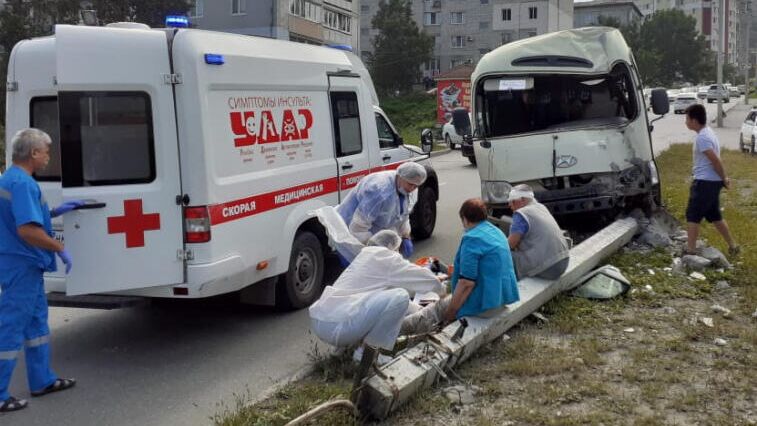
[4,152,480,426]
[5,98,746,426]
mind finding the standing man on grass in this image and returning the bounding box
[683,104,740,257]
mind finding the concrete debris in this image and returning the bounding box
[662,306,677,315]
[715,280,731,290]
[443,385,481,405]
[700,317,714,328]
[699,246,731,269]
[671,257,687,275]
[681,255,711,271]
[647,269,656,275]
[671,230,688,242]
[502,334,511,342]
[531,312,549,323]
[689,272,707,281]
[752,308,757,319]
[643,284,654,293]
[638,229,672,248]
[713,338,727,346]
[710,304,732,317]
[574,357,585,366]
[623,327,635,333]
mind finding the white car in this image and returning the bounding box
[697,86,708,99]
[673,93,698,114]
[666,88,680,102]
[442,117,463,149]
[739,109,757,154]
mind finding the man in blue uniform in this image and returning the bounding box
[1,128,78,413]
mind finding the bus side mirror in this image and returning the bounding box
[650,89,669,115]
[451,107,471,136]
[420,129,433,154]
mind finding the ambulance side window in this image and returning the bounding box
[59,92,156,187]
[375,113,399,149]
[330,92,362,157]
[30,97,62,181]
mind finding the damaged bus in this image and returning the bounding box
[453,27,669,218]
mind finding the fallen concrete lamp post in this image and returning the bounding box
[357,217,639,419]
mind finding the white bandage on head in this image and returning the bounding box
[397,162,427,186]
[507,184,535,203]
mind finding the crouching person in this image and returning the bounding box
[507,185,570,280]
[309,230,444,356]
[401,198,520,334]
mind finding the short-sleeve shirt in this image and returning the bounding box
[692,127,722,181]
[0,165,57,271]
[510,212,530,235]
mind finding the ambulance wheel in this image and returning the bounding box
[277,231,324,310]
[410,186,436,240]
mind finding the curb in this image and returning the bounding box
[429,148,452,158]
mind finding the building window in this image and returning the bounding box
[452,35,465,48]
[479,48,490,55]
[528,7,537,19]
[231,0,246,15]
[425,57,441,73]
[502,8,512,21]
[424,12,440,25]
[450,12,464,24]
[481,0,489,3]
[361,5,369,12]
[323,9,351,33]
[479,21,489,30]
[190,0,204,17]
[290,0,321,23]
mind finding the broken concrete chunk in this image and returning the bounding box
[671,230,688,242]
[689,272,707,281]
[531,312,549,323]
[710,304,732,317]
[699,246,731,268]
[638,229,672,248]
[713,338,727,346]
[647,269,656,275]
[662,306,677,315]
[443,385,481,405]
[700,317,714,328]
[715,280,731,290]
[623,327,635,333]
[752,308,757,319]
[682,255,711,271]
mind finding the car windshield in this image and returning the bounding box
[477,63,638,137]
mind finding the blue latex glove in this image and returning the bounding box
[51,200,85,217]
[400,238,414,258]
[57,249,73,274]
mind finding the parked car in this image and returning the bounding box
[739,109,757,154]
[666,89,680,102]
[707,84,730,103]
[737,84,746,95]
[673,93,698,113]
[697,86,708,99]
[441,117,462,149]
[726,85,740,98]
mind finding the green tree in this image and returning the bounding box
[633,10,711,86]
[92,0,192,28]
[368,0,433,96]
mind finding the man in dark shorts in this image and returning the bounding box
[683,104,739,256]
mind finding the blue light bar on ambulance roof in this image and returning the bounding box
[327,44,353,52]
[204,54,225,65]
[165,15,189,28]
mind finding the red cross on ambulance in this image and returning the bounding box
[107,199,161,248]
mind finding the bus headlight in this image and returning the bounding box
[481,181,512,204]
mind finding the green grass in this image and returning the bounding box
[380,92,438,148]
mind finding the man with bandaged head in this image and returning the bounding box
[337,162,427,258]
[507,184,570,280]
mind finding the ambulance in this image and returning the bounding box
[5,23,439,309]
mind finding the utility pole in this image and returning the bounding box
[716,0,724,127]
[745,1,752,105]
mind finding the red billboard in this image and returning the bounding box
[437,79,471,124]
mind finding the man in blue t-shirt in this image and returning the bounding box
[0,129,78,413]
[683,104,739,256]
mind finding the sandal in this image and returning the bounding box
[31,378,76,397]
[0,396,28,412]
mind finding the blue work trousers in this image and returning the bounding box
[0,264,57,400]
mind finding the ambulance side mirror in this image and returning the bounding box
[420,129,433,154]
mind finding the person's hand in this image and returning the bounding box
[51,200,85,217]
[57,249,73,274]
[723,177,731,190]
[400,238,414,258]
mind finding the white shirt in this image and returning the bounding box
[309,246,444,323]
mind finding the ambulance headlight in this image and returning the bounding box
[481,181,512,204]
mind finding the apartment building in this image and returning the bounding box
[190,0,360,49]
[360,0,573,77]
[574,1,643,26]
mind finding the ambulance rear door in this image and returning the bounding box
[329,75,373,199]
[55,25,184,295]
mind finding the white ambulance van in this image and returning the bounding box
[5,23,439,309]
